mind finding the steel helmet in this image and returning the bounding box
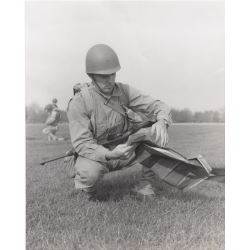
[52,98,57,103]
[86,44,121,74]
[45,104,53,111]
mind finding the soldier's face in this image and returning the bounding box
[92,73,116,94]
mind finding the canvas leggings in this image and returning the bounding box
[74,148,155,193]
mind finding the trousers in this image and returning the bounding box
[74,148,155,192]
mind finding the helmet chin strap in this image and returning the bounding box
[88,73,114,96]
[88,74,101,91]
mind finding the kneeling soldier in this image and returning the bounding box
[67,44,172,201]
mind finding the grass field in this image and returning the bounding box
[26,123,225,250]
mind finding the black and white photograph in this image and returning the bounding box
[24,1,226,249]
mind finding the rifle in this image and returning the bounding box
[40,149,76,166]
[39,120,154,166]
[97,120,154,147]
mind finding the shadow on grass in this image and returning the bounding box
[65,166,225,203]
[38,161,224,204]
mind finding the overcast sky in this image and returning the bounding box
[25,1,224,112]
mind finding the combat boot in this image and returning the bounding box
[81,190,108,202]
[131,184,157,202]
[57,136,66,141]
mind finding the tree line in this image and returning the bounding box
[171,107,225,123]
[25,103,225,124]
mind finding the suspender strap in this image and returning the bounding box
[116,83,129,107]
[91,89,127,117]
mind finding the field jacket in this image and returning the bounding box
[67,82,172,163]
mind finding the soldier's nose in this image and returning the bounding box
[108,79,114,84]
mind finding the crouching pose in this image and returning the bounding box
[67,44,172,201]
[43,104,65,141]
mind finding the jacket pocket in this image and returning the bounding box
[96,123,107,137]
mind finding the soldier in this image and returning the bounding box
[67,44,172,201]
[43,104,65,141]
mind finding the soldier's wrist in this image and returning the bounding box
[158,118,169,128]
[105,150,116,160]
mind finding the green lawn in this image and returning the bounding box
[26,123,225,250]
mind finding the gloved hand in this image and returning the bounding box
[151,119,169,147]
[127,126,168,148]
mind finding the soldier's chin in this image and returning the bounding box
[103,87,113,93]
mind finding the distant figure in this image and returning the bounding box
[42,104,65,141]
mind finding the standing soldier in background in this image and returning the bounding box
[67,44,172,201]
[43,104,65,141]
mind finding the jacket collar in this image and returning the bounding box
[88,81,122,98]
